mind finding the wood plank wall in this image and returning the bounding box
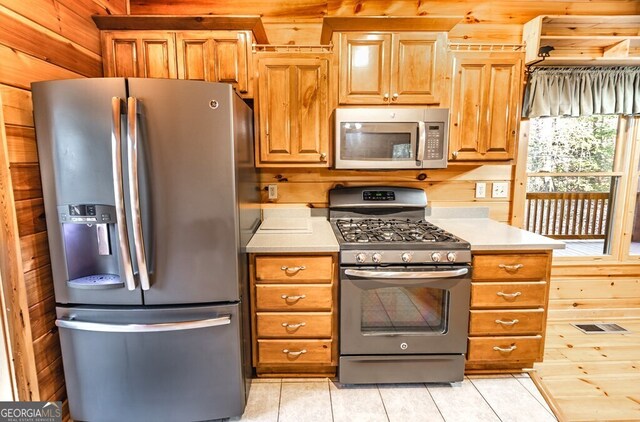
[0,0,126,409]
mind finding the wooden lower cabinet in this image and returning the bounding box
[466,250,552,372]
[250,253,338,377]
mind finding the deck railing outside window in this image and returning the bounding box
[524,192,610,239]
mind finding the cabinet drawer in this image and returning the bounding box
[256,312,332,338]
[256,284,333,311]
[255,256,333,283]
[469,309,545,335]
[472,254,549,281]
[258,339,332,364]
[467,336,543,362]
[471,282,546,308]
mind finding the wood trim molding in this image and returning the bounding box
[92,15,269,44]
[320,16,462,44]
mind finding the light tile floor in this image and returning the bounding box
[231,374,557,422]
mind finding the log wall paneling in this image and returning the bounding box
[258,166,513,222]
[0,79,39,402]
[0,0,113,415]
[129,1,640,45]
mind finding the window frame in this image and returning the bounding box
[513,116,639,264]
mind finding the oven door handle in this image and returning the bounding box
[416,121,426,164]
[344,268,468,279]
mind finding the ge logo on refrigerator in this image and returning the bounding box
[400,342,408,350]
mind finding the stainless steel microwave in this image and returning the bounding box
[334,108,449,169]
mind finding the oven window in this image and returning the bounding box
[361,286,449,335]
[340,122,417,161]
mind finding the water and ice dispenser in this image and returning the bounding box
[59,203,123,289]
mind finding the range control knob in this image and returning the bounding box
[401,252,412,263]
[372,253,383,264]
[355,253,367,264]
[431,252,442,262]
[447,252,457,262]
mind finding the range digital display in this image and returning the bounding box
[363,191,395,201]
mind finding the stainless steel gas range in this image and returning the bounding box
[329,186,471,384]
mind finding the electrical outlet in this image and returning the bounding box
[267,184,278,200]
[475,182,486,198]
[492,182,509,198]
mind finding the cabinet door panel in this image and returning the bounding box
[176,33,213,81]
[295,63,328,156]
[103,31,177,79]
[213,32,250,94]
[391,33,445,104]
[141,37,177,78]
[449,52,522,161]
[175,31,252,97]
[485,62,521,159]
[259,63,292,159]
[451,62,485,158]
[111,38,137,77]
[339,33,391,104]
[257,56,331,166]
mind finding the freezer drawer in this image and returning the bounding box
[57,303,246,422]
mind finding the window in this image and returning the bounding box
[523,115,635,258]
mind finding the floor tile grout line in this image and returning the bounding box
[375,384,391,422]
[424,383,446,422]
[512,374,557,419]
[276,379,283,422]
[467,376,505,422]
[327,378,335,422]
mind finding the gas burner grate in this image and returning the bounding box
[335,218,461,244]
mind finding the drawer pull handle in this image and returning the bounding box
[282,322,306,329]
[493,345,517,353]
[281,294,306,302]
[281,265,306,274]
[498,264,524,271]
[283,349,307,357]
[496,291,522,299]
[495,319,520,326]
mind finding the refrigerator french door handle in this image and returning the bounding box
[127,97,151,291]
[344,268,468,279]
[111,97,136,291]
[55,315,231,333]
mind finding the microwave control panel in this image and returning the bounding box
[424,123,445,160]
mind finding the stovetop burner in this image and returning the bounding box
[335,218,462,244]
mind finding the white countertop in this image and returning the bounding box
[246,207,563,253]
[246,217,339,253]
[427,218,565,251]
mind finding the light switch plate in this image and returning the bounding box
[492,182,508,198]
[268,184,278,200]
[475,182,486,198]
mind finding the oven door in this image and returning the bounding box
[340,265,471,355]
[336,121,424,169]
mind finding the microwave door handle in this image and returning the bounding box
[416,121,426,165]
[344,268,468,279]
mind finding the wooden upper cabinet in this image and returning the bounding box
[256,55,330,167]
[391,33,446,104]
[102,31,177,79]
[176,31,253,97]
[449,52,523,161]
[339,32,445,105]
[339,33,391,104]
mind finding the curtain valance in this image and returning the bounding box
[522,66,640,118]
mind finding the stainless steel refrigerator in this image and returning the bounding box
[31,78,259,422]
